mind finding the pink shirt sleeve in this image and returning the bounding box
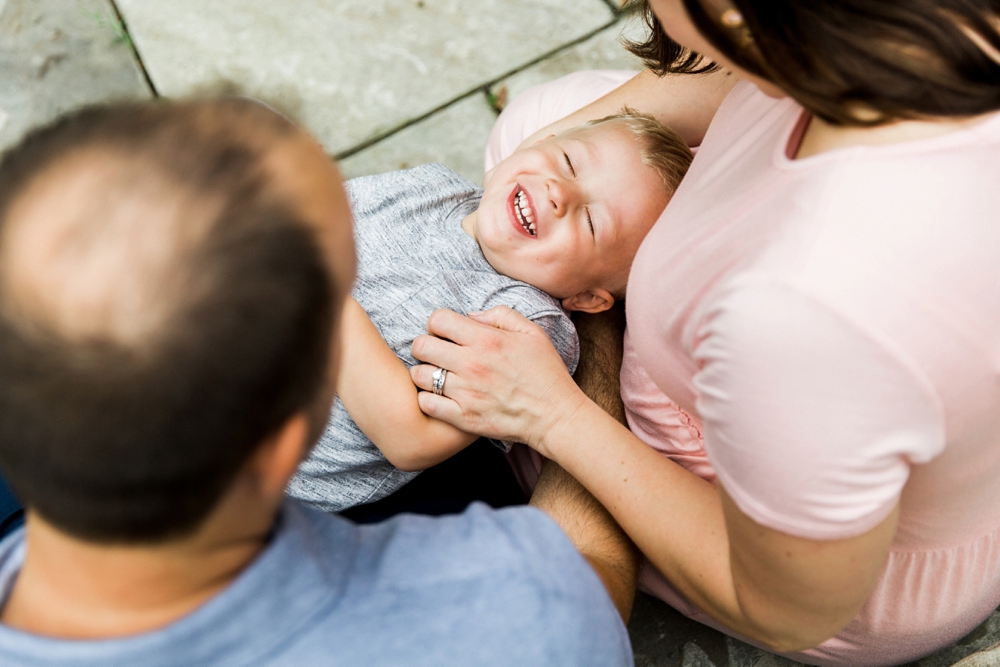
[694,277,946,540]
[621,331,716,483]
[484,70,639,172]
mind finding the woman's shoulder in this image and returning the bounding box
[696,80,800,159]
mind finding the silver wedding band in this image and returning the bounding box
[431,367,448,396]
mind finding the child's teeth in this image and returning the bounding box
[518,195,532,222]
[514,189,536,235]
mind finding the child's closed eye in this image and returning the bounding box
[562,151,576,177]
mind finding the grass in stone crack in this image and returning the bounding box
[80,8,133,48]
[487,86,508,113]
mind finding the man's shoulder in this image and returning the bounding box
[289,499,598,597]
[352,502,579,584]
[303,502,632,666]
[0,503,629,667]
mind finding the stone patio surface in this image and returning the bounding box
[1,1,998,665]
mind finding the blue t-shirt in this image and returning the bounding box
[0,501,632,666]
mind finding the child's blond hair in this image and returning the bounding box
[584,108,693,297]
[586,107,693,195]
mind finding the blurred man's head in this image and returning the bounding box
[0,99,355,544]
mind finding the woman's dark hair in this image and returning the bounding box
[628,0,1000,125]
[624,1,719,75]
[0,100,339,543]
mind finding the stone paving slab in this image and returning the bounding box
[117,0,615,157]
[339,90,496,185]
[952,640,1000,667]
[340,13,646,185]
[629,592,1000,667]
[490,15,644,109]
[905,610,1000,667]
[0,0,151,152]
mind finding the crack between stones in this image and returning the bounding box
[335,15,625,160]
[601,0,626,15]
[107,0,159,97]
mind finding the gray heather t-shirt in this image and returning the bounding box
[0,501,633,666]
[289,164,579,512]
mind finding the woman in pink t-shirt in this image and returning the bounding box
[409,1,1000,665]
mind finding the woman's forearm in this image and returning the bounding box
[537,401,743,628]
[539,398,892,653]
[518,68,737,150]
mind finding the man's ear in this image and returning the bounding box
[249,413,311,498]
[561,289,615,314]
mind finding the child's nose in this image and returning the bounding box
[545,178,578,217]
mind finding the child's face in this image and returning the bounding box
[468,122,670,310]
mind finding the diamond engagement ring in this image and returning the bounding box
[431,367,448,396]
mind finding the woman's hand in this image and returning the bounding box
[409,306,588,455]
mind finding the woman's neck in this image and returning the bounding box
[796,112,994,159]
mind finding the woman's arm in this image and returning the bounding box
[409,307,897,652]
[533,388,898,653]
[337,297,476,472]
[517,68,737,150]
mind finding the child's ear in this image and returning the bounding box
[561,289,615,314]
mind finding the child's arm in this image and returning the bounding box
[337,297,477,472]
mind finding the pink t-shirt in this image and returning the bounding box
[624,81,1000,664]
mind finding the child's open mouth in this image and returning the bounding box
[513,188,536,236]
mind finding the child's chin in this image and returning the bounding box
[481,207,508,239]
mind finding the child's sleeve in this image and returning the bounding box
[479,286,580,452]
[480,285,580,375]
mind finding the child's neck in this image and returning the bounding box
[461,211,498,271]
[461,211,477,239]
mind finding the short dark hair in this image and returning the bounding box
[627,0,1000,125]
[0,100,339,543]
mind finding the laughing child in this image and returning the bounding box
[288,110,692,512]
